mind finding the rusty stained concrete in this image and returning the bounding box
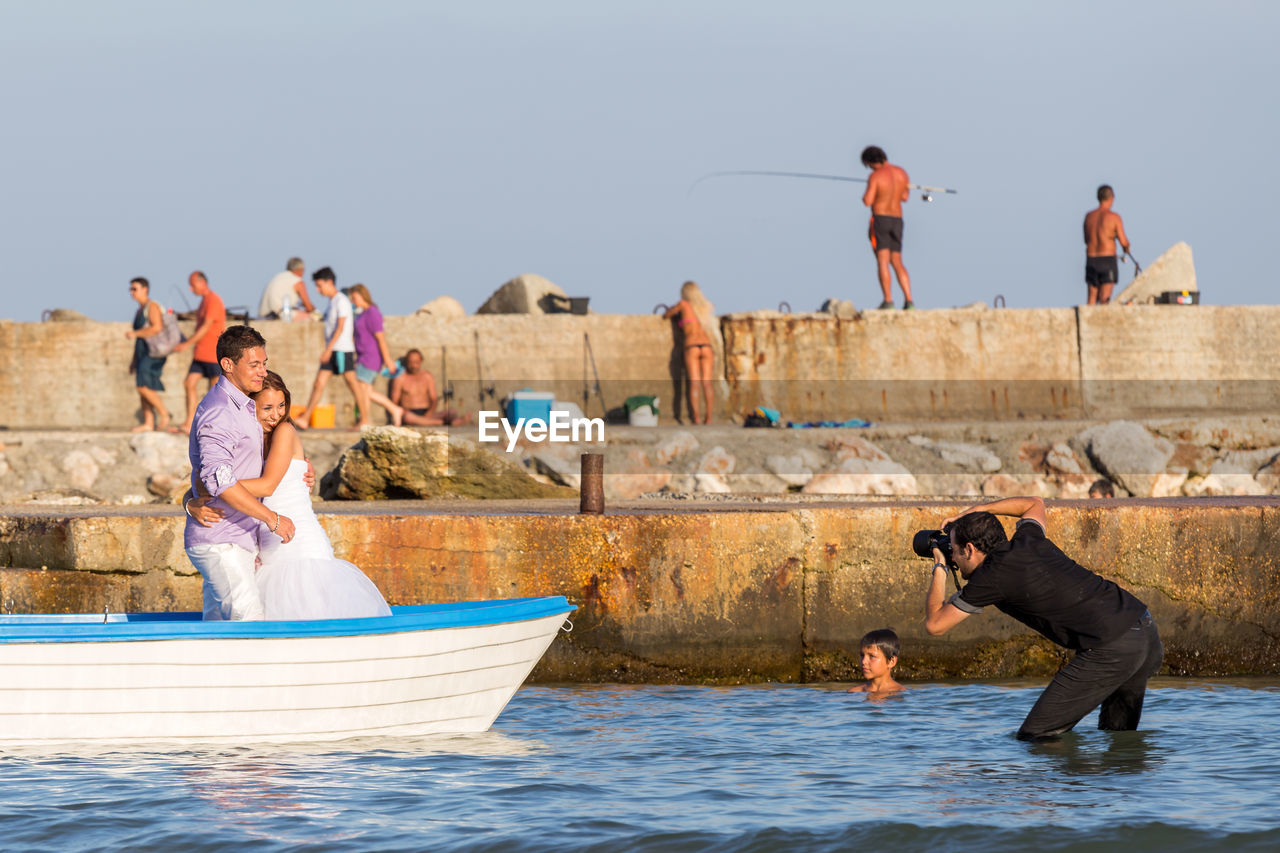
[2,498,1278,683]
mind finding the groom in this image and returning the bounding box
[184,325,297,620]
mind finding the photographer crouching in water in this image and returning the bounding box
[919,496,1163,740]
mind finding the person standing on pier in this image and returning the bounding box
[171,271,226,435]
[1083,185,1131,305]
[123,277,172,432]
[861,145,914,310]
[296,267,361,428]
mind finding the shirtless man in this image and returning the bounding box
[1083,185,1131,305]
[390,348,469,426]
[861,145,913,310]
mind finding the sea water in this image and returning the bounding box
[2,680,1279,851]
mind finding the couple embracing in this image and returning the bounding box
[183,325,390,621]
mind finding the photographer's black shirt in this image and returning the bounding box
[953,519,1147,651]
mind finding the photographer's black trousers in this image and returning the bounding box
[1017,612,1163,741]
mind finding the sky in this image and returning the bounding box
[2,0,1277,323]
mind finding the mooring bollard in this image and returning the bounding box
[580,452,604,514]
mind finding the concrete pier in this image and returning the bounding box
[3,498,1277,682]
[6,305,1280,430]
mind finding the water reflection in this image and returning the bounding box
[1027,730,1163,776]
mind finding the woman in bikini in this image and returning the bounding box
[663,280,716,424]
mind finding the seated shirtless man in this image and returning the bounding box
[390,348,470,426]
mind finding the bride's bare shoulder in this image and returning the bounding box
[272,421,305,458]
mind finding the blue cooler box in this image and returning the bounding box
[506,390,555,422]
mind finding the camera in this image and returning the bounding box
[912,523,955,568]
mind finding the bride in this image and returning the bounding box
[190,371,391,620]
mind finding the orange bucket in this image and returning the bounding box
[290,405,305,422]
[310,404,335,429]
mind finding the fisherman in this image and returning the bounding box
[1083,185,1131,305]
[861,145,914,310]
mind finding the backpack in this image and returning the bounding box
[146,304,186,357]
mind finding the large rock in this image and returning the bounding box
[819,298,858,319]
[1079,420,1175,496]
[606,449,672,499]
[415,296,467,317]
[476,274,569,315]
[320,426,571,500]
[908,435,1001,473]
[44,308,94,322]
[130,432,191,478]
[1114,242,1196,305]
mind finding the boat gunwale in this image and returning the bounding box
[0,596,574,643]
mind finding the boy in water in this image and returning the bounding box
[846,628,903,696]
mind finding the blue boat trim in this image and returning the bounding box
[0,596,575,643]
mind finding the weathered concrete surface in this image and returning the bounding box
[1076,305,1280,415]
[723,308,1085,421]
[5,305,1279,429]
[2,499,1277,682]
[0,314,688,430]
[1114,241,1197,305]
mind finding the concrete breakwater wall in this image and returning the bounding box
[3,305,1278,429]
[2,499,1277,681]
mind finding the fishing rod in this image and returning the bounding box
[690,170,959,201]
[1124,249,1142,277]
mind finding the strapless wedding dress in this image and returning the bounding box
[256,458,392,620]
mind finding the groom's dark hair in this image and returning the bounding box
[217,325,267,366]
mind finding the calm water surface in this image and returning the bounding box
[2,680,1279,851]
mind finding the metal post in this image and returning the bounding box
[579,453,604,514]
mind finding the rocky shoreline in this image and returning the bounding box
[3,415,1279,507]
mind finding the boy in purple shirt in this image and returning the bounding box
[184,325,296,620]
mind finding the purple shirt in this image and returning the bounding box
[184,377,264,552]
[353,304,385,371]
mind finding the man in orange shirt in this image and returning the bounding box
[171,270,227,434]
[861,145,914,310]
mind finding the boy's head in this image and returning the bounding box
[860,145,887,167]
[859,628,899,677]
[312,266,337,296]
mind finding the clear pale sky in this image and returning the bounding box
[2,0,1276,323]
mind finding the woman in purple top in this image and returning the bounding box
[349,283,404,427]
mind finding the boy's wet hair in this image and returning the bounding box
[860,145,887,166]
[860,628,899,662]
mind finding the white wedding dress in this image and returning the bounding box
[256,458,392,620]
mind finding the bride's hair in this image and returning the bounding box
[254,371,293,429]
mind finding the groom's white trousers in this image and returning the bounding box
[186,543,264,621]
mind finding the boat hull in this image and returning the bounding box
[0,597,573,744]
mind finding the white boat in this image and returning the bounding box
[0,596,574,745]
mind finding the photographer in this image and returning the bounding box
[923,496,1162,740]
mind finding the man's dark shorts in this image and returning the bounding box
[1085,256,1119,287]
[188,360,220,379]
[135,355,166,391]
[871,214,904,253]
[409,408,430,416]
[323,352,356,374]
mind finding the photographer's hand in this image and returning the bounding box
[923,548,969,636]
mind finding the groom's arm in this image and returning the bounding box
[215,481,296,542]
[195,415,296,541]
